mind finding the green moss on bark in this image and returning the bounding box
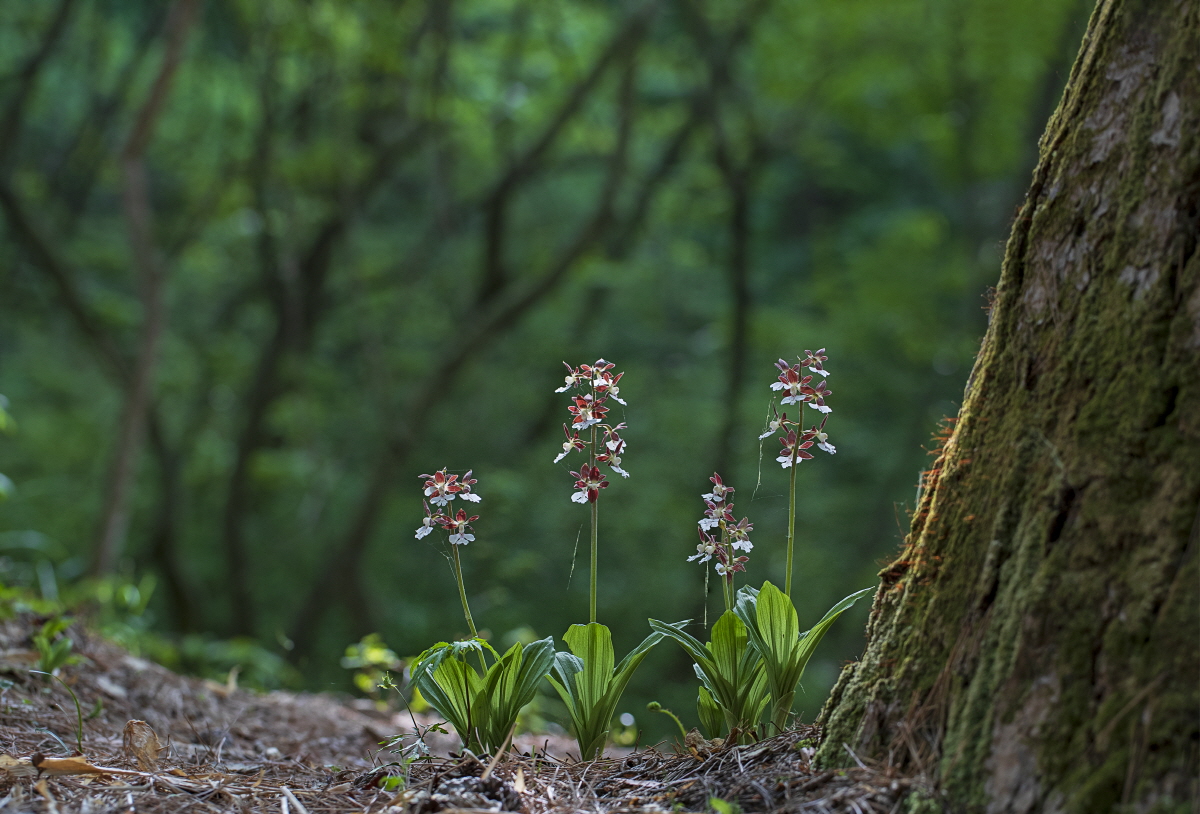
[817,2,1200,812]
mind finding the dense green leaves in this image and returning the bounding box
[735,582,875,733]
[410,636,555,754]
[548,623,669,760]
[651,612,769,742]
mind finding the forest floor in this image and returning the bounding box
[0,615,934,813]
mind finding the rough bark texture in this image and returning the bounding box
[817,2,1200,813]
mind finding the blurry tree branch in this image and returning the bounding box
[92,0,203,577]
[0,0,78,168]
[478,1,656,304]
[146,417,198,631]
[0,182,128,382]
[0,171,200,618]
[54,9,164,228]
[427,0,455,231]
[679,0,772,476]
[287,36,645,654]
[709,117,761,478]
[219,60,430,633]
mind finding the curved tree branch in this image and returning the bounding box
[92,0,203,577]
[287,40,646,655]
[0,0,78,168]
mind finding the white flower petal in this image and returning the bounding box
[571,491,589,504]
[770,382,785,391]
[460,493,481,502]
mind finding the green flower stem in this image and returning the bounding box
[785,443,799,598]
[722,524,734,612]
[590,499,599,624]
[647,701,688,740]
[589,425,598,625]
[451,544,488,672]
[451,544,478,638]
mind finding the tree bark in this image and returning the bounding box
[817,2,1200,813]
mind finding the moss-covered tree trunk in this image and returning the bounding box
[817,1,1199,812]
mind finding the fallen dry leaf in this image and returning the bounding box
[27,755,140,777]
[0,754,38,778]
[0,754,120,779]
[122,719,163,770]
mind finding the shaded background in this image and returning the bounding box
[0,0,1092,741]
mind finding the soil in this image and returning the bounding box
[0,615,935,813]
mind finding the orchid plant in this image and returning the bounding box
[551,359,629,623]
[546,359,681,761]
[762,350,836,597]
[654,473,767,743]
[408,469,555,754]
[656,351,872,740]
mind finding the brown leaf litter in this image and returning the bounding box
[0,615,938,812]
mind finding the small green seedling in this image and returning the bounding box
[31,670,83,753]
[647,701,688,740]
[709,796,743,814]
[33,617,77,675]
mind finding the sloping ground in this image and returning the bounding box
[0,616,935,813]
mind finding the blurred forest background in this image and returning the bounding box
[0,0,1093,740]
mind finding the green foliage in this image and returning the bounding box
[341,633,402,702]
[32,617,77,675]
[708,796,743,814]
[650,613,769,743]
[410,635,555,754]
[734,582,875,733]
[547,623,670,760]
